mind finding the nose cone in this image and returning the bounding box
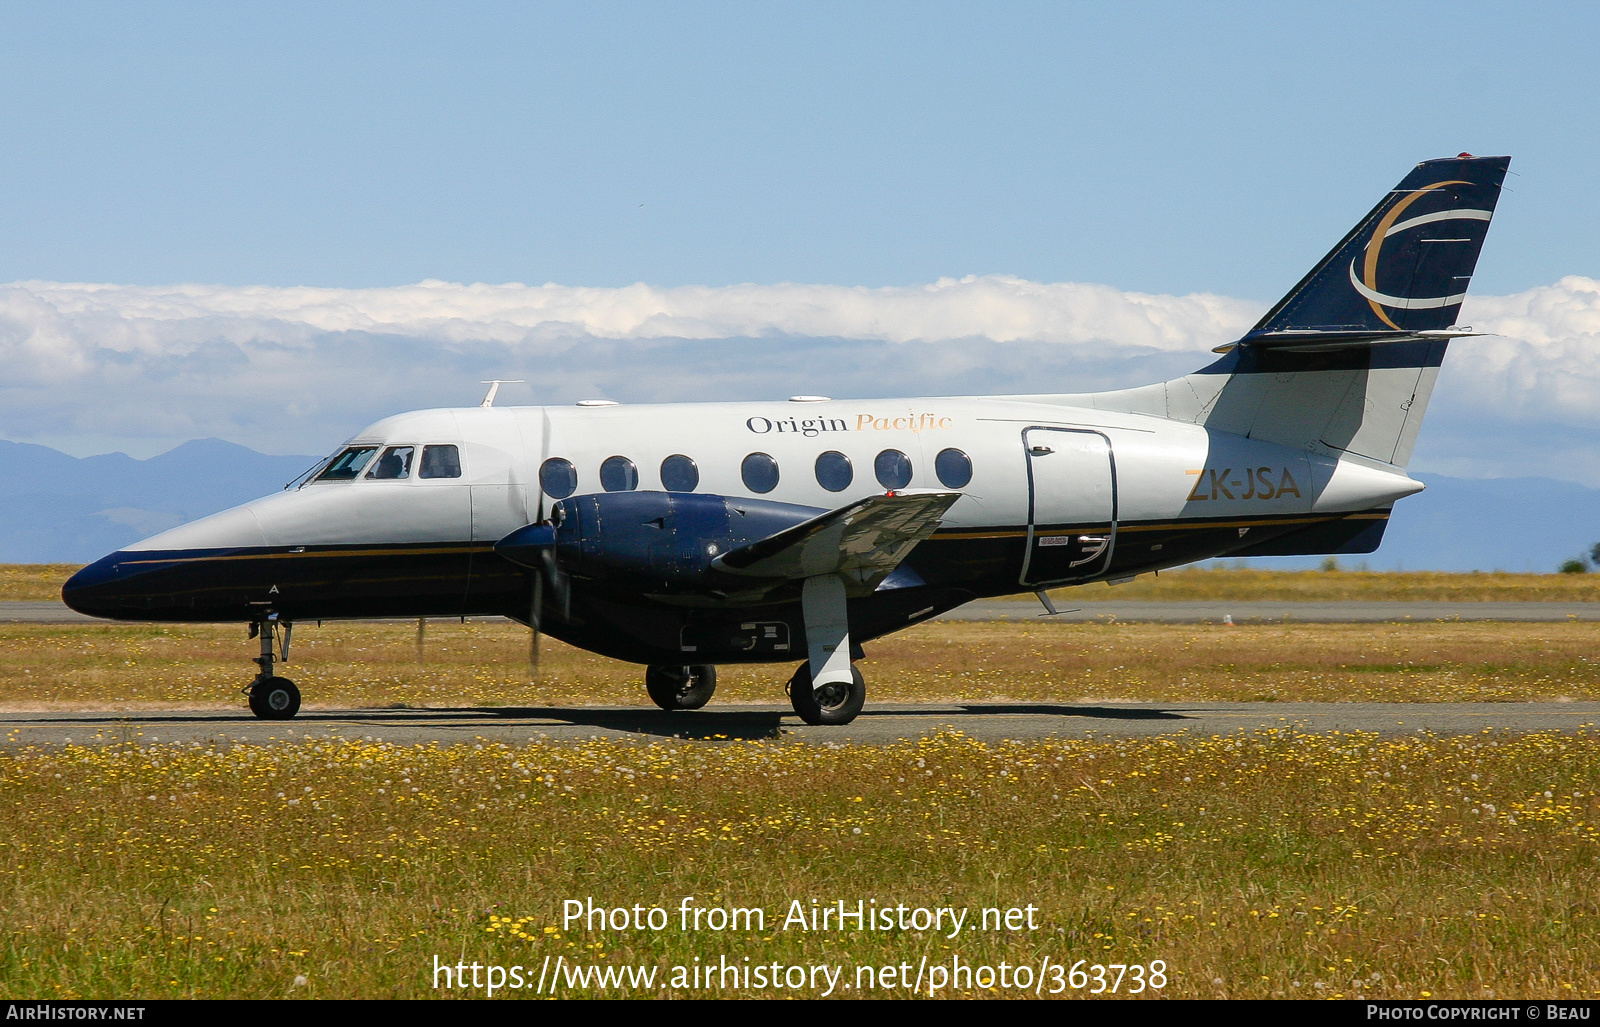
[63,549,204,618]
[64,542,263,619]
[63,547,236,619]
[61,552,140,618]
[62,503,272,619]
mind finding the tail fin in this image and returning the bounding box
[1044,156,1509,468]
[1247,154,1510,341]
[1169,155,1510,467]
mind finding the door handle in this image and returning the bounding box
[1029,446,1054,455]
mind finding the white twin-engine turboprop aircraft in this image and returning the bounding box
[64,155,1510,725]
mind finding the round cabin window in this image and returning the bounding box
[814,451,853,492]
[874,449,912,490]
[741,452,779,494]
[934,447,973,489]
[539,457,578,499]
[600,455,639,492]
[660,454,699,492]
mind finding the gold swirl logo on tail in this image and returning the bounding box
[1347,179,1493,329]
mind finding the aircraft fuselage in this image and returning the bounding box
[63,393,1418,665]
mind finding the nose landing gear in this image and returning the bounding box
[245,616,300,720]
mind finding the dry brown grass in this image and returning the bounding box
[1044,566,1600,602]
[877,621,1600,704]
[2,618,1599,710]
[0,564,81,601]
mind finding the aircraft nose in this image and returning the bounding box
[61,553,138,618]
[62,551,190,618]
[62,502,273,619]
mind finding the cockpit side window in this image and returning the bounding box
[315,446,379,481]
[366,445,415,480]
[419,445,462,479]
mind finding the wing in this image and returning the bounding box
[711,490,961,593]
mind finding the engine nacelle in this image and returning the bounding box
[495,491,824,590]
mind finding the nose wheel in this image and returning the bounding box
[245,615,300,719]
[249,676,301,719]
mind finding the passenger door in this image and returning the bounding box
[1019,427,1117,587]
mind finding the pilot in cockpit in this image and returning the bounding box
[368,445,414,480]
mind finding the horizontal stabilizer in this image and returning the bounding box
[714,490,961,591]
[1212,327,1482,354]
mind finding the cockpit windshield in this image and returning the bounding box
[315,446,379,481]
[366,445,415,480]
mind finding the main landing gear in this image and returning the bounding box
[789,574,866,726]
[245,615,300,720]
[645,664,717,711]
[642,572,868,724]
[787,662,865,726]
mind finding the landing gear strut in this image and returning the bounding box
[645,664,717,711]
[245,615,300,720]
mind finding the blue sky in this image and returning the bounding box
[2,1,1595,296]
[0,0,1598,475]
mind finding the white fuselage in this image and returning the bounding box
[128,394,1423,555]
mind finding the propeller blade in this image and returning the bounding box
[497,520,569,679]
[529,571,543,680]
[541,548,572,619]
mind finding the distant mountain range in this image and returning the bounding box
[1,440,1595,573]
[1362,474,1600,573]
[0,439,318,564]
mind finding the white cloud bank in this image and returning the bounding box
[4,275,1258,351]
[0,274,1597,481]
[1453,276,1600,424]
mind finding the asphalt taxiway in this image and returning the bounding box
[3,701,1596,747]
[0,601,97,623]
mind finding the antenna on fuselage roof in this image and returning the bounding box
[479,380,525,408]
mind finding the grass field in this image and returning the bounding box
[0,565,81,601]
[5,564,1599,999]
[1069,566,1600,602]
[2,618,1598,711]
[1,729,1595,998]
[12,563,1600,604]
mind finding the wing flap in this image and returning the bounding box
[712,490,961,591]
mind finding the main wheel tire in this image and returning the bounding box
[249,676,301,720]
[644,665,716,711]
[787,663,865,726]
